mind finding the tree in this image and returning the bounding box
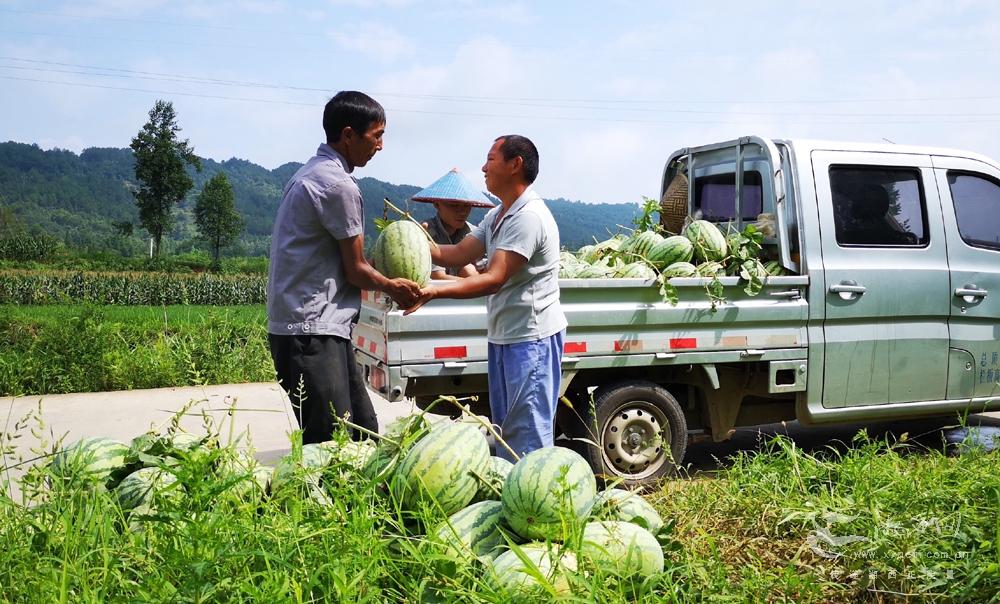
[194,172,243,269]
[130,100,200,258]
[111,220,134,237]
[0,204,23,237]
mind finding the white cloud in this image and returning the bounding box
[445,1,537,26]
[547,126,660,204]
[328,0,416,7]
[328,22,415,64]
[58,0,169,18]
[234,1,287,14]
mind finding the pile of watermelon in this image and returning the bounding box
[364,417,670,599]
[560,219,790,282]
[43,414,671,599]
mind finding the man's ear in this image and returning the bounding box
[509,155,523,176]
[340,125,355,143]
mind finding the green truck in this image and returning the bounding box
[354,136,1000,484]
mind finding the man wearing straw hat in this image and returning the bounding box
[411,168,493,279]
[267,91,421,445]
[405,135,566,461]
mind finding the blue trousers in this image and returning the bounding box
[487,330,565,462]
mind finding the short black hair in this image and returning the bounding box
[495,134,539,184]
[323,91,385,143]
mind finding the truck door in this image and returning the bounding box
[812,151,950,407]
[932,157,1000,400]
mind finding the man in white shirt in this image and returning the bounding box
[405,135,567,460]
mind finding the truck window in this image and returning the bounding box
[829,166,927,247]
[694,171,763,222]
[947,172,1000,251]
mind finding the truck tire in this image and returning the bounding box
[574,380,687,486]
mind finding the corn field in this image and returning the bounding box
[0,270,266,305]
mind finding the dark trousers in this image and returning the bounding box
[268,333,378,444]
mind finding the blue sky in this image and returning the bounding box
[2,0,999,204]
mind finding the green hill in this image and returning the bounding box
[0,141,640,257]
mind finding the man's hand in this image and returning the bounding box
[403,287,435,315]
[386,278,421,307]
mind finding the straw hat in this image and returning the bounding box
[659,172,689,234]
[411,168,495,208]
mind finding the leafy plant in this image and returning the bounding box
[632,196,663,234]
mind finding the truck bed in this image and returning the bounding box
[354,275,809,402]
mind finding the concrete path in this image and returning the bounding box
[4,382,998,500]
[1,382,418,500]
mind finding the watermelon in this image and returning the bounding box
[167,431,203,452]
[582,237,624,264]
[574,264,614,279]
[589,489,663,532]
[431,500,507,560]
[764,260,787,276]
[613,262,657,280]
[695,261,724,277]
[129,430,211,464]
[474,456,515,502]
[49,437,129,484]
[575,245,595,261]
[215,451,271,501]
[115,467,178,510]
[491,542,577,600]
[361,444,399,483]
[331,440,376,470]
[559,262,584,279]
[501,447,597,541]
[661,261,697,278]
[620,230,664,260]
[371,220,432,286]
[384,413,432,444]
[646,235,694,269]
[581,520,664,576]
[391,422,490,515]
[684,220,728,262]
[270,443,336,506]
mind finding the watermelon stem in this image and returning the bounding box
[469,467,502,498]
[333,415,402,448]
[430,395,520,462]
[382,197,440,251]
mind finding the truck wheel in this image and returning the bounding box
[582,380,687,485]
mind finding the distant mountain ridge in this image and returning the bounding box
[0,141,640,256]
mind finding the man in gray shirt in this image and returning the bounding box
[267,91,420,444]
[404,135,567,460]
[423,202,479,279]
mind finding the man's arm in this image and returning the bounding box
[404,248,526,314]
[432,235,487,270]
[429,263,480,281]
[338,235,421,307]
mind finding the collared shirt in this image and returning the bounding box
[266,144,364,337]
[470,186,567,344]
[424,214,473,276]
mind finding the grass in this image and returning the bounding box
[653,432,1000,602]
[0,304,271,396]
[1,403,997,603]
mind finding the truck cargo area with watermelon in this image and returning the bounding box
[354,135,1000,485]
